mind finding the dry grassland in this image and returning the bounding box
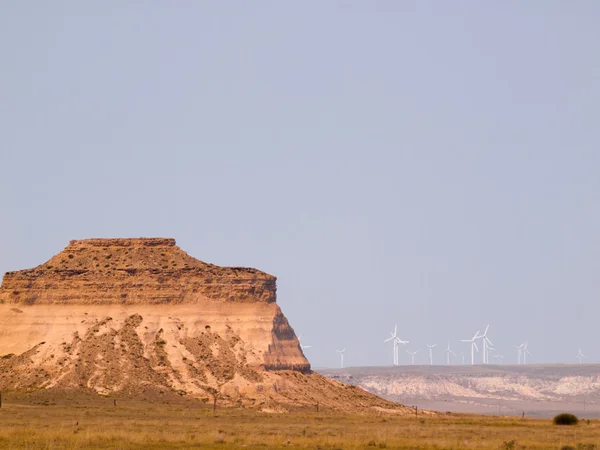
[0,396,599,449]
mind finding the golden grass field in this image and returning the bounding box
[0,394,599,449]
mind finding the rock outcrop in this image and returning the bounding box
[0,238,409,413]
[1,238,276,305]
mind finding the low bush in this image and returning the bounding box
[554,413,578,425]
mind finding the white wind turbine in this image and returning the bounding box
[384,325,408,366]
[480,325,494,364]
[514,344,524,364]
[336,348,346,368]
[460,352,465,365]
[444,341,456,365]
[577,348,587,364]
[461,330,480,365]
[426,344,437,365]
[493,354,504,364]
[522,342,531,364]
[406,349,420,365]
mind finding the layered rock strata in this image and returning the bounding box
[0,238,410,412]
[0,239,308,393]
[1,238,276,305]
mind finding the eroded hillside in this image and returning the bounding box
[0,238,410,413]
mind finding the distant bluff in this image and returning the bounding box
[0,238,276,305]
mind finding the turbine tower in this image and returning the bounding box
[461,330,480,365]
[577,348,587,364]
[444,341,456,365]
[480,325,493,364]
[406,349,419,365]
[514,344,524,364]
[522,342,531,364]
[426,344,437,365]
[336,348,346,368]
[384,325,408,366]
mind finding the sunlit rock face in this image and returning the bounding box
[0,238,312,402]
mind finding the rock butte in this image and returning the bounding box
[0,238,410,412]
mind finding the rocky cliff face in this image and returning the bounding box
[0,238,408,413]
[1,238,276,305]
[0,239,306,396]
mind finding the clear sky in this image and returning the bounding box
[1,2,599,368]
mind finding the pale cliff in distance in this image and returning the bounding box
[0,238,410,413]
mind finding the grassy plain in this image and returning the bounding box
[0,395,599,449]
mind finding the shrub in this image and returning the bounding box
[554,413,578,425]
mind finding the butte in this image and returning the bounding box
[0,238,408,413]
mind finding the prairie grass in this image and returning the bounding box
[0,399,598,449]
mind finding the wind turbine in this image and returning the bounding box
[514,344,524,364]
[384,325,408,366]
[493,354,504,364]
[384,326,398,366]
[460,352,465,365]
[406,349,420,365]
[461,330,480,365]
[577,348,587,364]
[336,348,346,368]
[444,341,456,365]
[522,342,531,364]
[426,344,437,365]
[480,325,493,364]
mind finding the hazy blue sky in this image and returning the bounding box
[1,2,599,368]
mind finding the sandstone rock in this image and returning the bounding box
[1,238,276,305]
[0,238,409,412]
